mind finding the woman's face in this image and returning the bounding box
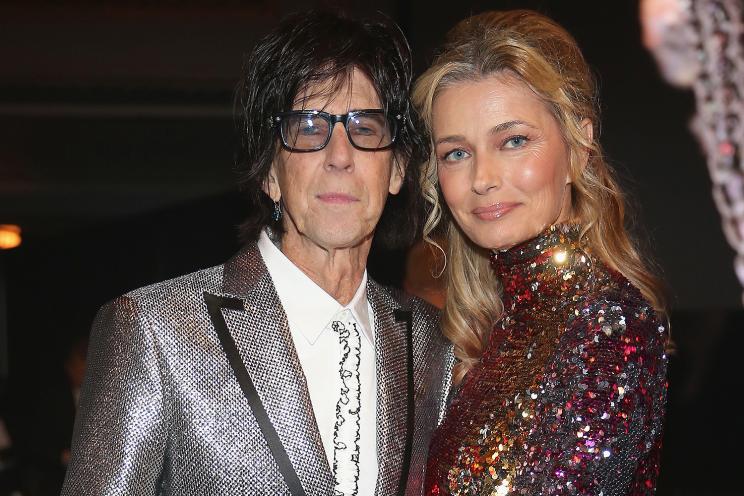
[432,74,575,251]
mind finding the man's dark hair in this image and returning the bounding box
[234,10,428,249]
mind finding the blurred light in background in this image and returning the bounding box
[0,224,22,250]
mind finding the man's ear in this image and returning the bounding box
[262,163,282,201]
[388,156,405,195]
[569,118,594,184]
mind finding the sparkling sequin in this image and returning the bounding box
[425,225,668,495]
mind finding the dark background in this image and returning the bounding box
[1,1,740,495]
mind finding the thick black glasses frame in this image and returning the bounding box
[270,109,403,152]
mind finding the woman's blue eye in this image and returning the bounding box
[443,149,470,161]
[504,135,528,149]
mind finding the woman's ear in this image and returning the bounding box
[579,118,593,169]
[568,118,594,185]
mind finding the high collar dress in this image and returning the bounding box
[424,225,668,496]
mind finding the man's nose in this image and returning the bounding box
[324,122,354,171]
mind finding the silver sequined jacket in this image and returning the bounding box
[61,243,453,495]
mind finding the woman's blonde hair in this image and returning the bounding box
[412,10,667,385]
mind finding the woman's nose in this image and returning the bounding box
[471,156,501,195]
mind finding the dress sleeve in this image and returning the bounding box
[513,298,668,496]
[61,295,169,496]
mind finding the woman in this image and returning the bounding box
[413,10,669,495]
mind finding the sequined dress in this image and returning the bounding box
[424,225,668,495]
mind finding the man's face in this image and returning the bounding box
[264,69,404,253]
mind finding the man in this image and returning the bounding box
[61,10,452,496]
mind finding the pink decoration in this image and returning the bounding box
[642,0,744,304]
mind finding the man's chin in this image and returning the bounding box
[290,227,374,252]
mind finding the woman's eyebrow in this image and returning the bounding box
[435,135,466,146]
[435,120,537,146]
[489,120,536,135]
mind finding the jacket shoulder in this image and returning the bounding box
[112,264,224,312]
[372,282,440,324]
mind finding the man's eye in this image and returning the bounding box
[503,135,528,149]
[442,149,470,162]
[350,120,383,136]
[299,120,323,135]
[351,126,377,136]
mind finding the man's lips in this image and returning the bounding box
[472,202,521,220]
[316,192,358,204]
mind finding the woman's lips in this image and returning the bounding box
[472,202,521,220]
[316,192,358,204]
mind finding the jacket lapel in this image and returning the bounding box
[369,280,414,496]
[207,244,334,495]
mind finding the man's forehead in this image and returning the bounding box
[291,68,381,110]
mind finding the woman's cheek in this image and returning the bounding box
[514,151,569,205]
[438,168,466,209]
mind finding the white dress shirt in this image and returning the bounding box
[258,231,378,495]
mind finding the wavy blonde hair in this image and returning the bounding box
[412,10,667,385]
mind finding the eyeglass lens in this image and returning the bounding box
[281,112,393,151]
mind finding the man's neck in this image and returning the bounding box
[279,234,371,306]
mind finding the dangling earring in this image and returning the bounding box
[272,200,282,221]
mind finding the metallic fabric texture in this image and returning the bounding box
[425,225,668,495]
[61,242,453,496]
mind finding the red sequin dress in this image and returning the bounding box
[424,225,668,495]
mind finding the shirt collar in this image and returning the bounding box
[257,230,373,346]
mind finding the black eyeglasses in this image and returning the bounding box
[271,109,402,152]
